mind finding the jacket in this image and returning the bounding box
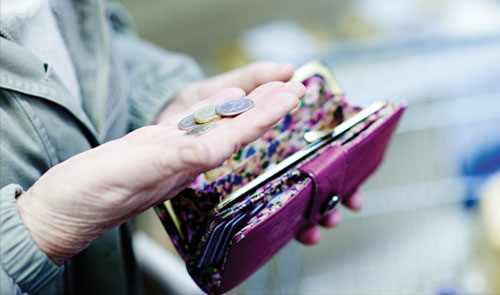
[0,1,203,294]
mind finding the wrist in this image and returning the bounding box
[16,189,91,265]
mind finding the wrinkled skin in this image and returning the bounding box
[17,62,363,265]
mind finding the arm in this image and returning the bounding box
[15,82,305,266]
[0,91,64,294]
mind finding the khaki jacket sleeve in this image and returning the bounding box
[1,268,30,295]
[108,3,205,130]
[0,90,64,294]
[0,185,64,294]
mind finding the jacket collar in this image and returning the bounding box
[0,36,101,146]
[0,0,113,144]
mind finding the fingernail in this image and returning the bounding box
[285,81,306,95]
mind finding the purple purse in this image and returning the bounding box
[155,61,406,294]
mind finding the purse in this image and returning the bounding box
[154,61,406,294]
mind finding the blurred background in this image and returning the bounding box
[117,0,500,294]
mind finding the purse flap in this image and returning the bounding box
[299,104,406,223]
[298,144,347,224]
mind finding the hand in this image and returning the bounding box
[16,81,305,265]
[156,62,296,123]
[296,190,364,245]
[162,61,357,246]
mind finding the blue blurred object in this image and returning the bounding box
[461,143,500,209]
[434,284,461,295]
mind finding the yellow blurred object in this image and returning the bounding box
[212,21,343,73]
[134,208,179,254]
[335,9,377,39]
[479,173,500,293]
[212,42,251,73]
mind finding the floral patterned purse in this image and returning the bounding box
[155,61,406,294]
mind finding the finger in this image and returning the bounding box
[162,81,288,127]
[160,87,246,127]
[139,82,304,183]
[342,190,364,211]
[319,208,342,228]
[197,82,305,167]
[223,81,305,130]
[296,225,322,245]
[198,62,296,96]
[244,81,288,99]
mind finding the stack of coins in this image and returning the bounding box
[178,98,255,136]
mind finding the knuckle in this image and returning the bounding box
[179,142,214,169]
[152,148,176,177]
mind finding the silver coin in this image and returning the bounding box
[185,121,215,136]
[216,98,255,116]
[177,114,198,130]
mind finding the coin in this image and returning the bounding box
[216,98,255,116]
[177,114,198,130]
[185,121,215,136]
[193,105,221,124]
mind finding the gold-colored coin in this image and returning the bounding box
[193,105,221,124]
